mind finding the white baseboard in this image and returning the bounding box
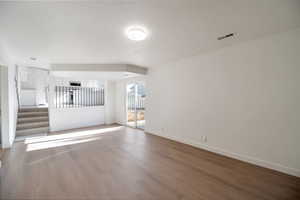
[146,131,300,178]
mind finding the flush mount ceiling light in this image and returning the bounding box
[126,26,148,41]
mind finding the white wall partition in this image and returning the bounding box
[145,28,300,177]
[48,77,114,132]
[49,106,105,132]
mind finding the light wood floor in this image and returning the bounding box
[0,125,299,200]
[0,149,3,157]
[0,148,4,162]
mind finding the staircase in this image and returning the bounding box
[16,107,49,137]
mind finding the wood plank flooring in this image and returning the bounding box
[0,149,3,158]
[0,149,4,167]
[0,125,299,200]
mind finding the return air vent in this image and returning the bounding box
[70,81,81,87]
[218,33,235,40]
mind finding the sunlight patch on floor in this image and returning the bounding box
[25,126,123,145]
[26,137,102,151]
[25,126,123,151]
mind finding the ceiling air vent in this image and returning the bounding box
[217,33,235,40]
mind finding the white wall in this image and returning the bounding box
[0,66,8,148]
[49,106,105,132]
[20,89,36,106]
[0,46,11,66]
[104,80,116,124]
[1,65,18,148]
[8,66,18,146]
[0,66,2,146]
[145,28,300,177]
[115,80,127,125]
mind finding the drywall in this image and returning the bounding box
[0,66,2,146]
[115,80,127,125]
[0,66,9,148]
[145,28,300,177]
[104,80,116,124]
[49,106,105,132]
[8,65,18,146]
[20,89,36,106]
[0,48,18,148]
[0,46,11,66]
[0,57,4,66]
[0,65,18,148]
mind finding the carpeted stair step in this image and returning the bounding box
[17,121,49,130]
[16,127,49,137]
[18,111,48,118]
[19,107,48,113]
[18,116,49,124]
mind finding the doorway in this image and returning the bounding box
[126,82,146,129]
[19,67,49,108]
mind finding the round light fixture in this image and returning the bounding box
[126,26,148,41]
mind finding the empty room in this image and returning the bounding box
[0,0,300,199]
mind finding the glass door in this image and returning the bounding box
[126,83,137,128]
[126,82,146,129]
[136,83,146,129]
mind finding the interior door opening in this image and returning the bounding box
[126,82,146,130]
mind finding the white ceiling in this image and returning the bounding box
[0,0,299,68]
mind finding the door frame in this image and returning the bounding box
[125,81,145,130]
